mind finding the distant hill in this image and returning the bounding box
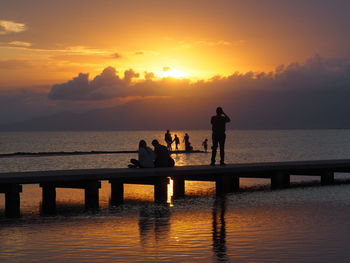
[1,89,350,131]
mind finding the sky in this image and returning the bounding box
[1,0,350,128]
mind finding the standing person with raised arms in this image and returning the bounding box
[210,107,230,166]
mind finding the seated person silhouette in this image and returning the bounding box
[129,140,155,168]
[151,139,175,167]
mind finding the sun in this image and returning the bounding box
[160,68,188,78]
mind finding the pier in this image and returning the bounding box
[1,159,350,217]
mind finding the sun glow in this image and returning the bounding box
[160,69,189,79]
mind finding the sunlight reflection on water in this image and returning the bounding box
[1,130,350,262]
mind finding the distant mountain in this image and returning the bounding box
[1,90,350,131]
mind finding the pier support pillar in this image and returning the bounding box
[172,176,185,199]
[321,172,334,185]
[232,176,240,192]
[41,184,56,215]
[110,180,124,206]
[85,181,100,210]
[40,180,101,213]
[154,177,168,204]
[0,184,22,218]
[271,172,290,189]
[216,175,239,195]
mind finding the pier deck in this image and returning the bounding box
[1,159,350,217]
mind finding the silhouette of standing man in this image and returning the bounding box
[211,107,230,166]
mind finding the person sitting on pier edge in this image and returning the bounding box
[129,140,155,168]
[211,107,230,166]
[151,139,175,167]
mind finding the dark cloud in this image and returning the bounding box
[48,66,140,100]
[4,54,350,129]
[48,54,350,102]
[112,53,123,59]
[144,71,155,80]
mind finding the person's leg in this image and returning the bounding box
[211,134,219,165]
[219,134,226,164]
[130,158,141,167]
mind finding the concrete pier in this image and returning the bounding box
[40,180,101,215]
[172,175,185,199]
[0,184,22,218]
[110,177,169,205]
[1,159,350,217]
[271,172,290,189]
[321,171,334,185]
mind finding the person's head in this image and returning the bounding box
[216,107,223,115]
[175,134,178,137]
[166,129,170,133]
[151,139,159,147]
[139,140,147,149]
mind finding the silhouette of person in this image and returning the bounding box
[129,140,155,168]
[173,134,180,150]
[211,107,230,165]
[152,139,175,167]
[183,133,192,151]
[202,138,208,152]
[164,130,173,151]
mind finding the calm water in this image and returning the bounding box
[1,130,350,262]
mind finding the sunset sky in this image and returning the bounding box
[1,0,350,128]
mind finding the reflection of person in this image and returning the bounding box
[152,139,175,167]
[212,196,228,261]
[173,134,180,150]
[164,130,173,150]
[129,140,155,168]
[202,138,208,152]
[211,107,230,166]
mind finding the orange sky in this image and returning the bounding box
[1,0,350,87]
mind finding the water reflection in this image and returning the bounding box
[138,206,171,247]
[212,196,228,262]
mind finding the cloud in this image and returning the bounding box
[112,53,123,59]
[144,71,155,80]
[0,20,27,35]
[5,54,350,129]
[48,54,350,105]
[195,40,233,46]
[7,41,32,47]
[48,67,140,100]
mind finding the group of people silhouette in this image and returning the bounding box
[129,106,230,168]
[129,139,175,168]
[164,130,193,152]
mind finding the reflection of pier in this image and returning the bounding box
[138,206,171,246]
[0,159,349,217]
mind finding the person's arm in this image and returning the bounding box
[222,111,230,122]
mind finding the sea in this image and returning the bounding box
[1,130,350,262]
